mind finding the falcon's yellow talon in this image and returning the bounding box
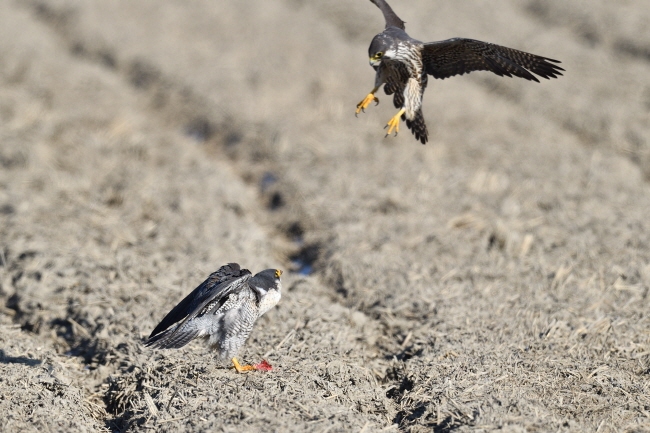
[355,93,379,114]
[385,108,405,137]
[232,357,256,373]
[355,87,380,115]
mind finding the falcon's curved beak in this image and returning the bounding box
[369,54,383,67]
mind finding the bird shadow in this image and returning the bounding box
[0,348,42,366]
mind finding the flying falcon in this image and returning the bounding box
[146,263,282,373]
[356,0,564,144]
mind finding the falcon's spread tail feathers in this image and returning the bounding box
[384,79,428,144]
[405,110,428,145]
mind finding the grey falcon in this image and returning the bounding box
[145,263,282,373]
[356,0,564,144]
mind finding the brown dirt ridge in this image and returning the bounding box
[1,0,650,432]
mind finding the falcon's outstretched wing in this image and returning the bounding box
[422,38,564,82]
[146,263,252,348]
[370,0,405,30]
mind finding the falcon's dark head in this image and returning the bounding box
[368,33,398,67]
[249,269,283,296]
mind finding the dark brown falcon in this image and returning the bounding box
[356,0,564,144]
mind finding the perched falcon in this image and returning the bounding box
[356,0,564,144]
[146,263,282,373]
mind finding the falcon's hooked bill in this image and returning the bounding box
[356,0,564,144]
[145,263,282,373]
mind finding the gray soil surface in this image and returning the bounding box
[2,0,650,431]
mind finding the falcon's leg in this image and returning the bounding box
[384,108,406,137]
[355,86,380,116]
[231,357,256,373]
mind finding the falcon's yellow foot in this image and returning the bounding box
[384,108,406,137]
[232,357,256,373]
[355,87,380,116]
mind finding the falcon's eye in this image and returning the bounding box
[376,52,383,58]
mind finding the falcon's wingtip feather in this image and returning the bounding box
[370,0,405,30]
